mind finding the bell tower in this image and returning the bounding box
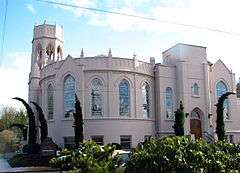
[29,21,64,104]
[31,21,64,69]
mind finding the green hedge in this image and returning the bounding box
[50,141,119,173]
[125,136,240,173]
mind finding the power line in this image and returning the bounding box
[0,0,8,66]
[36,0,240,37]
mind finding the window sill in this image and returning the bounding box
[47,119,55,122]
[224,119,233,122]
[62,117,74,121]
[192,95,200,98]
[165,119,175,122]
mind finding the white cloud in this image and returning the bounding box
[26,4,36,14]
[0,52,30,109]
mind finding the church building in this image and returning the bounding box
[28,22,240,148]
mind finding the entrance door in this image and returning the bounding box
[190,119,202,138]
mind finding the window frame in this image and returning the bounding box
[91,78,103,116]
[47,83,54,120]
[119,79,130,116]
[165,87,174,120]
[63,75,76,118]
[120,135,132,150]
[142,82,150,118]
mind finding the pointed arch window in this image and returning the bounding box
[142,82,150,118]
[192,83,200,96]
[165,87,174,119]
[64,75,75,118]
[47,84,54,120]
[91,78,103,116]
[216,81,230,120]
[119,79,130,116]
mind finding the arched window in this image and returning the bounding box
[46,44,54,60]
[57,46,63,60]
[216,81,230,120]
[192,83,200,96]
[119,79,130,116]
[36,44,42,68]
[91,78,103,116]
[64,75,75,118]
[142,82,150,118]
[165,87,174,119]
[47,84,54,120]
[191,108,201,119]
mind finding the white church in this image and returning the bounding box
[28,22,240,149]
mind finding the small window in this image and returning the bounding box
[91,136,104,145]
[120,135,131,150]
[192,83,200,96]
[165,87,174,119]
[230,135,234,143]
[119,80,130,116]
[144,135,151,141]
[142,82,150,118]
[47,84,54,120]
[64,136,75,149]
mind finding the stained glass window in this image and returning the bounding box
[192,83,200,96]
[47,84,54,120]
[64,75,75,118]
[165,87,174,119]
[216,81,230,120]
[142,82,150,118]
[119,79,130,116]
[91,78,103,116]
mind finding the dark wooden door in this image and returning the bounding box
[190,119,202,139]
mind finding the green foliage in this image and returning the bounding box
[73,94,83,148]
[173,101,185,136]
[216,92,235,141]
[125,136,240,173]
[9,154,53,167]
[0,129,18,153]
[50,141,119,173]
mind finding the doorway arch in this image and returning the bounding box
[190,108,203,139]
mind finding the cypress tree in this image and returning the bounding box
[73,94,84,148]
[215,92,235,141]
[173,101,185,136]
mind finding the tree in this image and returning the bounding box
[215,92,235,141]
[0,106,27,139]
[31,101,48,143]
[173,101,185,136]
[73,94,83,148]
[12,97,40,154]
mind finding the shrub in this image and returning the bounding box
[125,136,240,173]
[50,141,119,173]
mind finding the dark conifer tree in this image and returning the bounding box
[73,94,84,148]
[215,92,235,140]
[173,101,185,136]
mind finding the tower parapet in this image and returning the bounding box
[31,22,64,69]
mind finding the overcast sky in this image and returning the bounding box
[1,0,240,108]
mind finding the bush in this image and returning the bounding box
[50,141,119,173]
[125,136,240,173]
[9,154,53,167]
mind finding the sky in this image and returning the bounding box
[1,0,240,109]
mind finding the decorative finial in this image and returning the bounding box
[133,52,137,60]
[80,48,84,58]
[108,48,112,58]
